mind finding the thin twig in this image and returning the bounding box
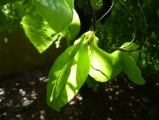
[116,0,138,49]
[135,0,148,49]
[97,0,114,23]
[115,0,147,52]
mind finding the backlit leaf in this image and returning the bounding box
[47,44,76,107]
[120,53,145,85]
[89,37,112,82]
[21,5,57,53]
[121,42,139,63]
[53,43,89,111]
[33,0,74,33]
[47,32,92,111]
[110,50,122,79]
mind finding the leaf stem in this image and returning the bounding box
[97,0,114,23]
[87,0,96,31]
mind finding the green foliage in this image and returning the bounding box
[91,0,103,10]
[47,28,145,110]
[47,31,92,111]
[88,37,112,82]
[86,76,98,91]
[120,42,139,63]
[0,0,21,6]
[0,3,20,33]
[120,53,145,85]
[110,50,122,79]
[2,0,148,112]
[19,0,80,52]
[63,9,81,44]
[95,0,159,77]
[32,0,74,33]
[110,44,142,84]
[111,43,145,85]
[21,5,57,53]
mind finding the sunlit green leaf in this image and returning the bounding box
[47,44,77,111]
[120,53,145,85]
[47,32,92,111]
[48,34,85,99]
[89,37,112,82]
[110,50,122,79]
[120,42,139,63]
[47,44,76,106]
[76,44,90,84]
[33,0,74,33]
[63,9,81,46]
[21,6,58,53]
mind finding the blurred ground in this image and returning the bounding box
[0,68,159,120]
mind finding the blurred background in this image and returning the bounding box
[0,3,67,76]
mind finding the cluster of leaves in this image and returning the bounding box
[1,0,80,52]
[47,31,145,111]
[0,3,20,33]
[95,0,159,78]
[0,0,146,111]
[0,0,20,6]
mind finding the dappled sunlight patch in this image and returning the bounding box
[0,88,5,102]
[40,110,45,120]
[19,89,26,96]
[0,70,159,119]
[109,106,113,111]
[69,100,76,105]
[0,69,50,119]
[39,76,48,83]
[69,93,83,106]
[76,93,83,101]
[31,90,37,99]
[16,114,21,118]
[0,88,5,95]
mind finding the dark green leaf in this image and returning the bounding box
[0,0,21,6]
[120,53,145,85]
[120,42,139,63]
[33,0,74,33]
[86,76,98,91]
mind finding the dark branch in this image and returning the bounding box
[117,0,138,49]
[114,0,148,52]
[87,0,96,31]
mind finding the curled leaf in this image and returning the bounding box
[120,42,139,63]
[110,50,122,79]
[88,37,112,82]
